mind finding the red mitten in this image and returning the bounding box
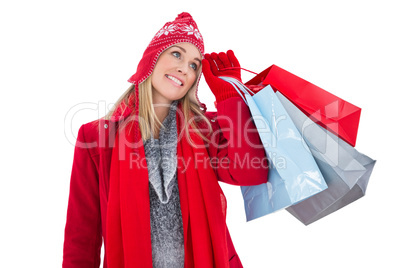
[202,50,242,103]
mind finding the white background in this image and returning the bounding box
[1,0,401,267]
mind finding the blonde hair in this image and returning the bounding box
[99,73,212,144]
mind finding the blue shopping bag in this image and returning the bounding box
[220,77,328,221]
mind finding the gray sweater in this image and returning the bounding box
[143,100,184,268]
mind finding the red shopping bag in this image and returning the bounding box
[245,65,361,147]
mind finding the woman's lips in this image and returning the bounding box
[165,74,183,86]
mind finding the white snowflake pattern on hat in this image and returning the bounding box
[155,24,179,38]
[153,23,203,41]
[182,25,202,40]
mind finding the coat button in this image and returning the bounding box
[211,119,216,122]
[104,124,108,129]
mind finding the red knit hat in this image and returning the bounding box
[126,12,205,114]
[128,12,204,84]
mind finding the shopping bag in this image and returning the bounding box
[275,91,376,225]
[220,77,328,221]
[245,65,361,147]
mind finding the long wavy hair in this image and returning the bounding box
[97,70,212,144]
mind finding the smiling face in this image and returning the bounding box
[151,42,202,105]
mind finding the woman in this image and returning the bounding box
[63,12,268,268]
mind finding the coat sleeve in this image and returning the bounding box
[63,124,103,268]
[207,97,269,186]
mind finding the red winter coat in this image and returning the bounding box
[63,97,269,267]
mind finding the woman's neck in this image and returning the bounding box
[152,102,171,139]
[154,104,170,123]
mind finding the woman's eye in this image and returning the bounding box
[172,52,181,58]
[190,63,198,71]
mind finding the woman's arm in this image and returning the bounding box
[63,124,102,268]
[206,97,269,186]
[202,51,269,186]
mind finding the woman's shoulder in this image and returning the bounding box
[77,118,119,152]
[72,120,102,155]
[81,119,101,140]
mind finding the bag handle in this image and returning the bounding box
[219,67,259,75]
[218,76,256,104]
[212,66,259,108]
[219,76,280,145]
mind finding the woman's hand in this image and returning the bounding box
[202,50,242,103]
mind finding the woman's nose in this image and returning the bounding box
[177,63,188,74]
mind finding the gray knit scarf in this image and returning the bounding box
[143,100,184,268]
[143,100,178,203]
